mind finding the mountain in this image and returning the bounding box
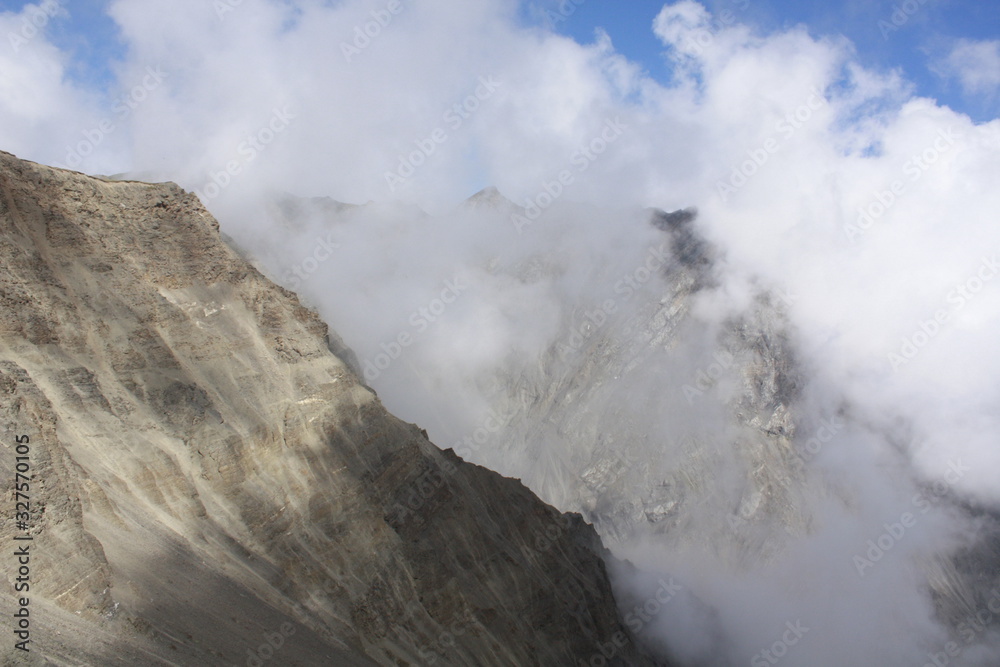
[251,188,1000,666]
[462,186,518,213]
[0,150,662,666]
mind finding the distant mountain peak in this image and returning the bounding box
[464,185,516,211]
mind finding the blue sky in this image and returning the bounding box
[19,0,125,91]
[3,3,1000,665]
[526,0,1000,122]
[5,0,998,120]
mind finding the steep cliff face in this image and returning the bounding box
[479,207,807,562]
[247,189,1000,665]
[0,151,659,666]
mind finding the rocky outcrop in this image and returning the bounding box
[439,198,811,567]
[0,150,660,666]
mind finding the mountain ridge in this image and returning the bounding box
[0,149,663,666]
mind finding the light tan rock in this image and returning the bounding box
[0,151,661,666]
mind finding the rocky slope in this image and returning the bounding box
[0,150,661,666]
[253,188,1000,665]
[468,205,808,565]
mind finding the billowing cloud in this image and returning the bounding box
[3,1,1000,665]
[0,1,113,169]
[934,38,1000,96]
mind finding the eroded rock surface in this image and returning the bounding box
[0,151,660,666]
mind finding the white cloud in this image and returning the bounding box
[0,2,112,170]
[3,1,1000,664]
[934,38,1000,96]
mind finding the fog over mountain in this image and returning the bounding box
[3,0,1000,665]
[0,150,665,666]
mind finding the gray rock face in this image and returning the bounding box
[0,151,662,666]
[449,197,1000,665]
[252,189,1000,665]
[446,201,810,568]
